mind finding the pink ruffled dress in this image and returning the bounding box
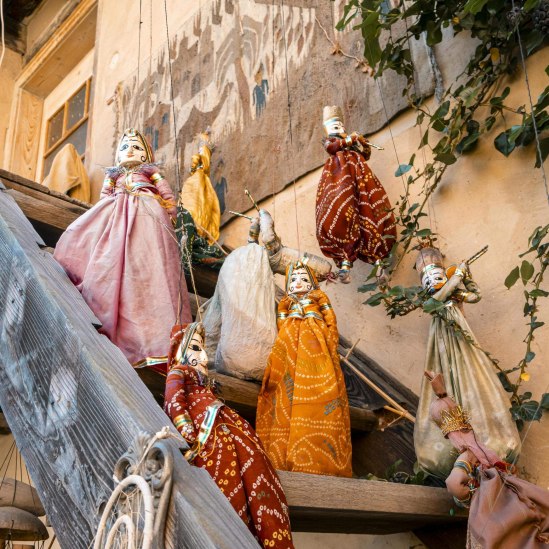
[54,164,191,372]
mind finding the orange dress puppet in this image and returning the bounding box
[256,261,352,477]
[164,322,294,549]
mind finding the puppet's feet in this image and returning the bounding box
[338,261,352,284]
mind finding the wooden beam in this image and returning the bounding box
[278,470,466,535]
[16,0,98,96]
[0,184,259,548]
[0,170,90,246]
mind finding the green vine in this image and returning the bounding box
[338,0,549,261]
[502,224,549,428]
[338,0,549,425]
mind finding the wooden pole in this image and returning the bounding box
[341,341,416,424]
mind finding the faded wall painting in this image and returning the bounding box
[118,0,435,220]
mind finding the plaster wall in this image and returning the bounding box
[25,0,76,55]
[87,0,201,194]
[221,48,549,488]
[0,49,24,168]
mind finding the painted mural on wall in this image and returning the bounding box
[118,0,435,220]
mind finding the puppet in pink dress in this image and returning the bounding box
[54,128,191,373]
[426,371,549,548]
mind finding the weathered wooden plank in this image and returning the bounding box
[5,189,86,233]
[0,187,259,548]
[0,169,91,208]
[278,471,466,535]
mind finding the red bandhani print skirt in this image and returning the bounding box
[164,362,294,548]
[316,149,396,267]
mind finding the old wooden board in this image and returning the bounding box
[278,470,466,535]
[0,184,259,549]
[0,169,89,246]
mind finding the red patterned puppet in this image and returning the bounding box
[164,322,294,549]
[316,106,396,283]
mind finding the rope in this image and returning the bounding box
[162,0,203,323]
[511,0,549,204]
[0,0,5,70]
[279,0,301,255]
[137,0,142,87]
[362,26,408,197]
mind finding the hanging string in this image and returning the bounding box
[162,0,203,323]
[511,0,549,204]
[363,35,408,197]
[137,0,143,88]
[279,0,301,255]
[0,0,5,70]
[270,0,277,222]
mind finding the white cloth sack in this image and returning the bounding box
[203,243,277,381]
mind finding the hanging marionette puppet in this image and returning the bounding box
[316,106,397,283]
[203,205,333,382]
[256,259,352,477]
[178,129,221,244]
[426,371,549,548]
[164,322,294,549]
[54,128,191,373]
[413,246,521,478]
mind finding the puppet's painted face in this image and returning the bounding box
[288,267,313,294]
[421,265,448,293]
[117,135,148,167]
[184,332,208,372]
[324,118,346,136]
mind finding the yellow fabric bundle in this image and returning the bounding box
[179,143,221,243]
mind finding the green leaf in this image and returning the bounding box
[358,282,379,293]
[434,152,457,165]
[530,289,549,298]
[535,137,549,168]
[463,0,489,14]
[365,293,385,306]
[361,10,383,67]
[432,119,447,132]
[432,100,450,120]
[523,0,541,11]
[416,228,432,237]
[497,371,515,392]
[525,29,544,55]
[504,266,520,289]
[525,351,536,363]
[423,298,446,314]
[494,132,516,156]
[420,129,429,147]
[515,401,543,422]
[520,260,535,284]
[456,132,480,154]
[395,164,412,177]
[541,393,549,410]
